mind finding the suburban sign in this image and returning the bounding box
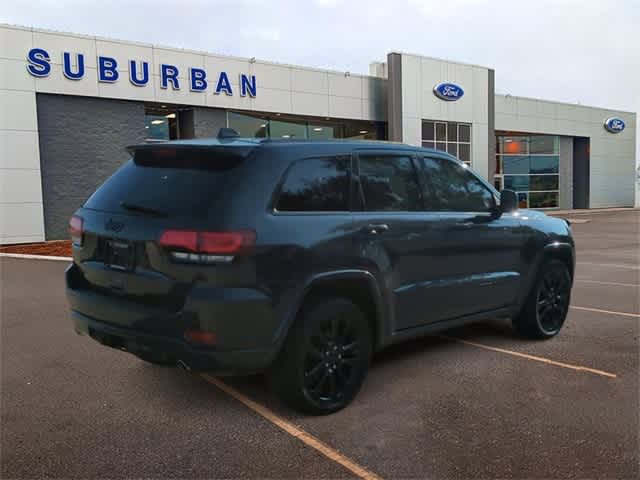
[433,82,464,101]
[603,117,625,134]
[26,48,257,97]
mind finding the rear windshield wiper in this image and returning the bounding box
[120,201,168,217]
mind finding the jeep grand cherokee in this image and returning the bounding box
[66,134,575,414]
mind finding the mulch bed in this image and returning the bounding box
[0,240,72,257]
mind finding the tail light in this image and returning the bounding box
[159,230,255,264]
[69,215,84,246]
[184,329,216,346]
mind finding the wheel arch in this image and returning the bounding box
[513,241,574,339]
[514,241,575,316]
[542,241,575,279]
[282,270,387,351]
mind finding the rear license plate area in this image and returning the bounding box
[106,239,135,271]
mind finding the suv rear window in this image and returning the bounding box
[276,156,350,212]
[84,146,251,218]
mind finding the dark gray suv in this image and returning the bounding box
[66,135,575,414]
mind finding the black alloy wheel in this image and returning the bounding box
[302,312,361,405]
[536,266,571,335]
[270,298,372,415]
[514,259,572,339]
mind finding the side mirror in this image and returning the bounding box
[499,189,518,213]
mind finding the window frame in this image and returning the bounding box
[352,150,426,213]
[271,153,355,215]
[494,134,561,209]
[418,154,498,214]
[421,120,473,166]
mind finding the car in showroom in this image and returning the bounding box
[66,132,575,414]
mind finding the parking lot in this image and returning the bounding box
[1,209,638,479]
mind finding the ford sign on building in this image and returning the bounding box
[433,82,464,101]
[604,117,626,133]
[0,23,637,244]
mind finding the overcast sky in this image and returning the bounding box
[3,0,639,163]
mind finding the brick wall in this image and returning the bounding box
[36,94,146,240]
[193,107,227,138]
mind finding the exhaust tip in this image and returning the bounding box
[177,360,191,371]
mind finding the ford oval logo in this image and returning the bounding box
[604,117,625,133]
[433,82,464,101]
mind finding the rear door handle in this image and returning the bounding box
[362,223,389,234]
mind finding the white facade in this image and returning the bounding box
[0,24,386,243]
[495,95,636,208]
[395,53,492,180]
[1,27,45,244]
[0,23,637,244]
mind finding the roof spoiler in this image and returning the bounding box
[124,129,247,156]
[124,143,256,162]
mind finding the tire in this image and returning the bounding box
[514,259,572,339]
[269,297,372,415]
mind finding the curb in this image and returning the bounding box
[566,219,591,224]
[0,253,72,262]
[548,208,639,216]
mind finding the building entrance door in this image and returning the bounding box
[573,137,590,209]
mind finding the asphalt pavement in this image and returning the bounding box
[1,210,638,479]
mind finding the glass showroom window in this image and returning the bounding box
[144,106,179,141]
[228,111,385,140]
[144,115,170,141]
[421,120,472,166]
[495,135,560,208]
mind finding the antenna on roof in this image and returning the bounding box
[217,128,240,139]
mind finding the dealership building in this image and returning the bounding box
[0,23,637,244]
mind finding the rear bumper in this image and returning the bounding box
[71,309,273,373]
[66,263,279,374]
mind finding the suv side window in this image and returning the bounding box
[420,156,495,212]
[357,154,422,211]
[276,156,350,212]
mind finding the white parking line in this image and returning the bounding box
[440,335,617,379]
[577,251,640,261]
[571,305,640,318]
[575,278,640,288]
[577,261,640,271]
[201,374,382,480]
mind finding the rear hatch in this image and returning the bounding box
[69,143,258,311]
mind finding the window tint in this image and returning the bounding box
[357,155,422,211]
[84,148,249,219]
[276,156,349,212]
[421,157,495,212]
